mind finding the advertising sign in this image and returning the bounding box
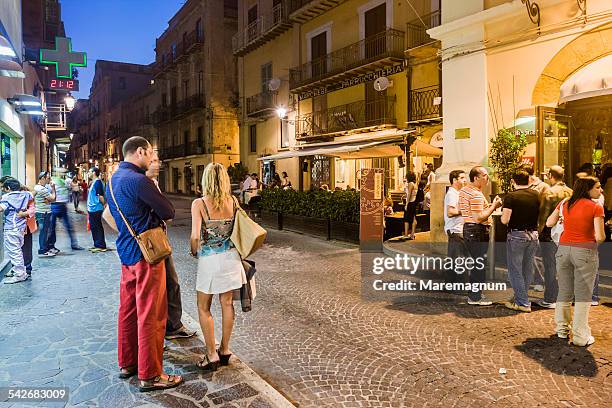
[359,168,384,251]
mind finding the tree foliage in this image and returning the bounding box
[489,128,528,193]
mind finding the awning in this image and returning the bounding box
[559,54,612,104]
[258,135,442,161]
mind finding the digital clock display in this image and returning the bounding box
[47,78,79,92]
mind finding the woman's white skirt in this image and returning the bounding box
[196,248,247,294]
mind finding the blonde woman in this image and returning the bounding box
[190,163,247,371]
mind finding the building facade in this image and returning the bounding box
[153,0,240,194]
[427,0,612,243]
[236,0,442,193]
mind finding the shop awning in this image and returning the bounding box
[258,133,442,161]
[559,55,612,104]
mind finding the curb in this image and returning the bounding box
[181,312,295,408]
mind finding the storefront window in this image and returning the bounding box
[1,133,12,178]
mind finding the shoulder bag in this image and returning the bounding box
[109,177,172,264]
[230,196,267,259]
[551,198,567,245]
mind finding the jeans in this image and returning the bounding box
[537,227,559,303]
[463,223,489,301]
[35,212,51,254]
[506,230,539,307]
[555,245,598,345]
[88,210,106,249]
[446,231,468,285]
[164,255,184,333]
[49,203,79,249]
[71,191,80,211]
[22,230,33,274]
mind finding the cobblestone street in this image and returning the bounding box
[1,197,611,407]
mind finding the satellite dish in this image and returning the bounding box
[268,78,281,92]
[373,76,391,91]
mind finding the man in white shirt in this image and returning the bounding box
[444,170,467,285]
[241,174,252,204]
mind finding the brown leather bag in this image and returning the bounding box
[109,177,172,264]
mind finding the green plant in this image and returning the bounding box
[259,189,360,224]
[489,128,528,193]
[227,162,249,184]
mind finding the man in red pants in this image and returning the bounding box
[106,136,182,392]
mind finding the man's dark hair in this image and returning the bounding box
[92,167,101,177]
[449,170,464,185]
[520,164,535,176]
[577,162,594,176]
[0,175,14,185]
[406,171,417,183]
[469,166,484,182]
[37,171,49,181]
[3,178,21,191]
[122,136,150,157]
[512,170,530,186]
[251,173,258,177]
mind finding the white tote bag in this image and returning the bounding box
[551,199,567,244]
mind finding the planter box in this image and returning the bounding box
[260,210,282,230]
[330,220,360,243]
[283,214,330,239]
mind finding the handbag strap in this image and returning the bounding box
[108,176,139,239]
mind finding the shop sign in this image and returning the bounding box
[520,156,535,166]
[298,64,404,101]
[40,37,87,79]
[359,168,384,251]
[454,128,470,140]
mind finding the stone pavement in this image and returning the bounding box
[0,209,291,408]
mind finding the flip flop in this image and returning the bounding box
[118,365,137,379]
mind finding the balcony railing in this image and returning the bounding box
[289,29,405,90]
[176,29,204,61]
[288,0,345,23]
[409,85,441,122]
[159,142,208,160]
[296,97,396,139]
[246,91,274,116]
[176,94,205,118]
[232,2,291,56]
[406,10,441,49]
[152,95,204,125]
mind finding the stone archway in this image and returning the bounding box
[531,21,612,105]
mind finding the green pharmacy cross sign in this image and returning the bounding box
[40,37,86,79]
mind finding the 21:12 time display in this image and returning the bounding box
[48,78,79,92]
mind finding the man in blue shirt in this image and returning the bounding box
[87,167,107,252]
[106,136,182,392]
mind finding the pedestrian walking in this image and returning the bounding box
[459,166,503,305]
[48,172,84,252]
[87,168,107,252]
[546,176,605,346]
[501,170,540,312]
[107,136,182,391]
[444,170,468,285]
[0,179,33,284]
[33,171,56,257]
[535,165,572,308]
[403,172,418,240]
[70,176,81,212]
[190,163,248,371]
[145,152,195,340]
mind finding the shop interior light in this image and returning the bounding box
[0,35,17,58]
[7,94,43,114]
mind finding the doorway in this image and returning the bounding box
[364,3,386,59]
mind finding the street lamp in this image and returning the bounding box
[276,107,287,119]
[65,94,76,111]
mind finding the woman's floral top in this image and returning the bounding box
[198,199,236,257]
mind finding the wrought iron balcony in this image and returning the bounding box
[408,85,442,123]
[289,29,405,91]
[246,91,274,117]
[176,29,204,62]
[288,0,345,23]
[232,1,292,56]
[295,97,396,140]
[176,94,205,118]
[159,145,185,160]
[406,10,441,49]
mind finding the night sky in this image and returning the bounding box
[60,0,186,98]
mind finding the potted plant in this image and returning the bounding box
[489,128,528,194]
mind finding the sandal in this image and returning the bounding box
[217,349,232,366]
[138,373,183,392]
[118,365,137,379]
[196,355,220,372]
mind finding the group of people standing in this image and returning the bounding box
[444,163,610,346]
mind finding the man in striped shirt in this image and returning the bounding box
[459,166,503,305]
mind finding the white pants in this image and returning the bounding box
[4,229,26,277]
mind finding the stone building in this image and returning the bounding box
[153,0,240,194]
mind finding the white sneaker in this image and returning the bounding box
[591,300,599,306]
[532,285,545,292]
[3,274,28,284]
[467,297,493,306]
[537,300,556,309]
[557,332,568,339]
